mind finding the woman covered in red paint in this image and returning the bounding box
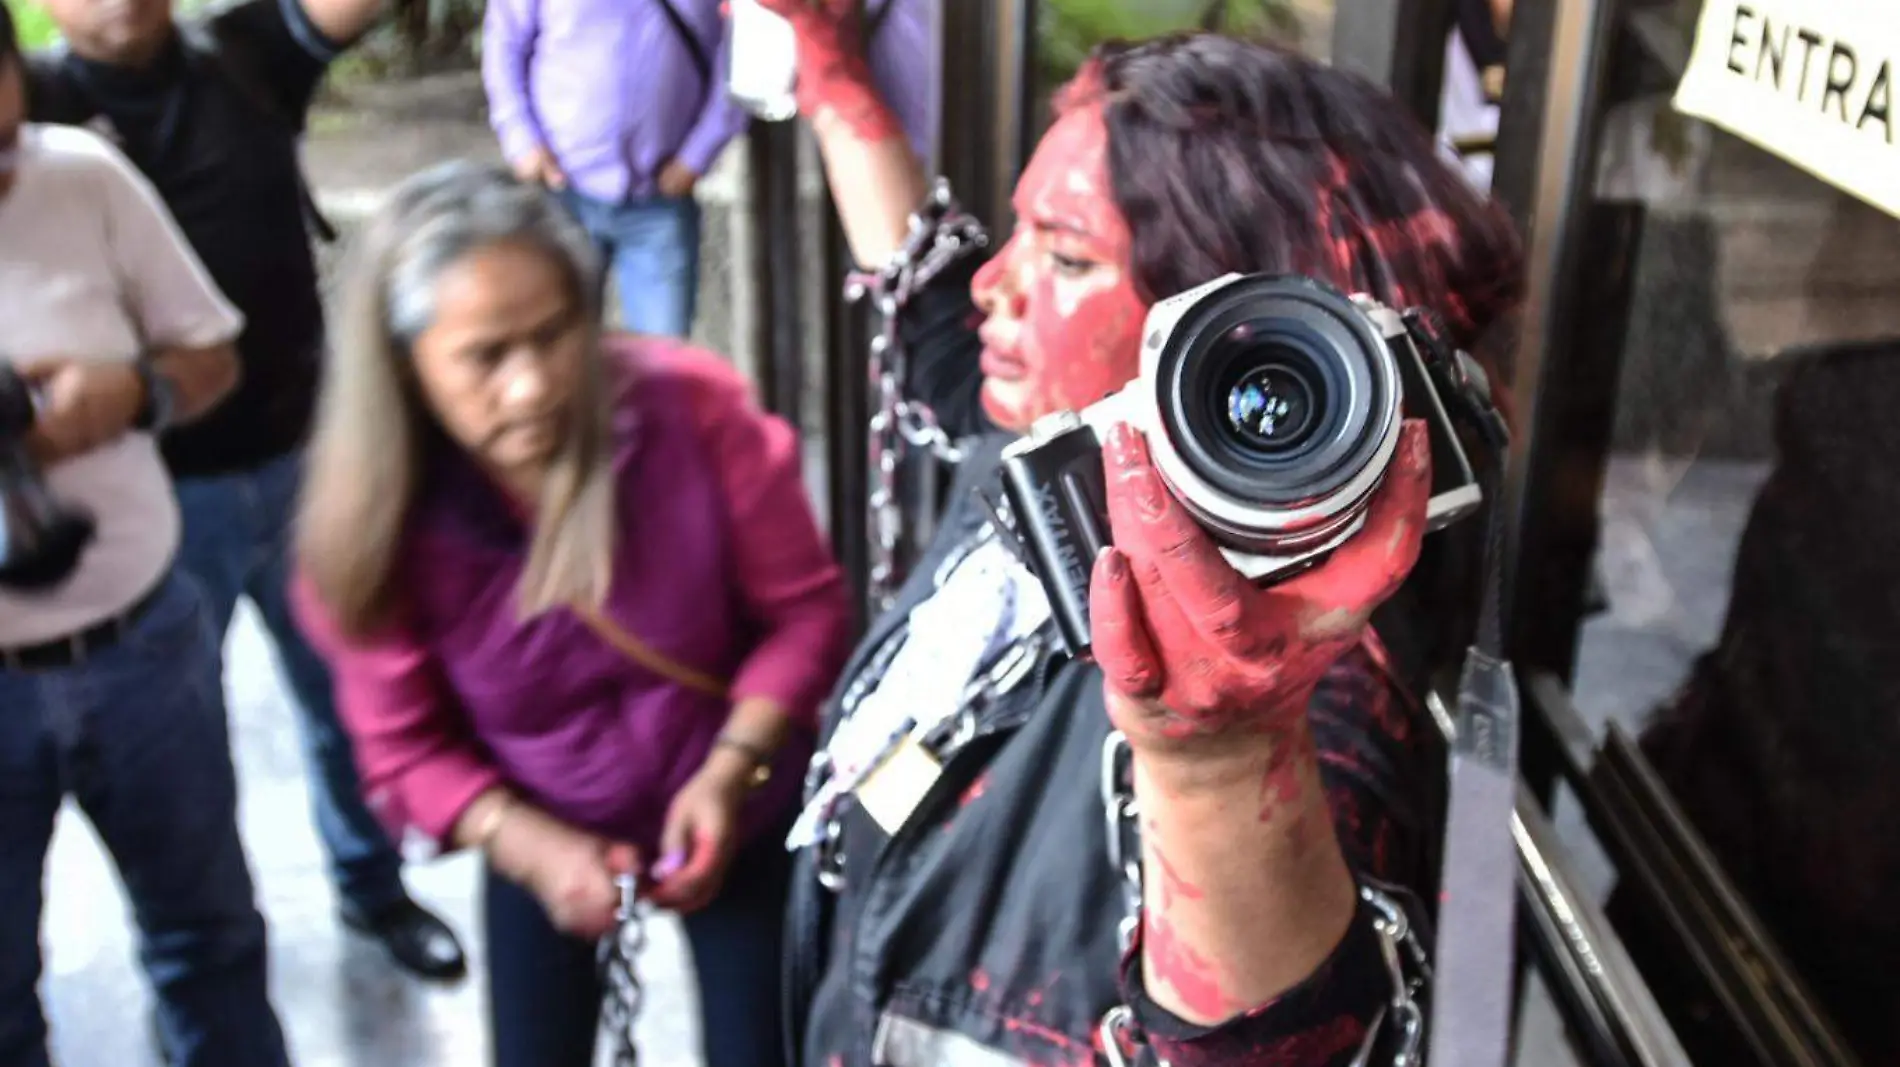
[762,7,1522,1065]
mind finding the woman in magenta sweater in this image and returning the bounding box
[290,162,850,1067]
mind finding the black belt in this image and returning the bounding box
[0,581,166,672]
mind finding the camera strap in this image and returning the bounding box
[1403,312,1520,1067]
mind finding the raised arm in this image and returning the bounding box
[759,0,926,267]
[1090,420,1436,1058]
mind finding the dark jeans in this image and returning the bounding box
[0,571,289,1067]
[173,450,408,912]
[483,825,791,1067]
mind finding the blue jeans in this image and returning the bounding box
[483,825,791,1067]
[173,450,406,913]
[559,190,702,338]
[0,571,289,1067]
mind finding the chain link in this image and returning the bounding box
[597,873,648,1067]
[846,178,989,611]
[1096,731,1432,1067]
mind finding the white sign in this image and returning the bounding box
[1674,0,1900,218]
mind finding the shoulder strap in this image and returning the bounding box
[177,17,340,243]
[572,603,731,699]
[654,0,712,88]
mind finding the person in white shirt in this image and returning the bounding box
[0,6,289,1064]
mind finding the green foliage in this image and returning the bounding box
[1037,0,1301,90]
[5,0,61,49]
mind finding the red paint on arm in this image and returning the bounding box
[1091,419,1432,757]
[1143,904,1245,1023]
[758,0,903,142]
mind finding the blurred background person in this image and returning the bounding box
[292,163,850,1067]
[1439,0,1510,190]
[0,6,290,1064]
[24,0,467,980]
[482,0,935,338]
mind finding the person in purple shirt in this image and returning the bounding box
[292,164,851,1067]
[482,0,938,339]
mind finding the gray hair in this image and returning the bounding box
[298,162,619,635]
[379,162,603,346]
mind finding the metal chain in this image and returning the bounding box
[597,873,648,1067]
[810,527,1040,891]
[845,178,989,611]
[1095,732,1432,1067]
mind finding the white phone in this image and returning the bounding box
[727,0,800,122]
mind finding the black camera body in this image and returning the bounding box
[997,273,1494,658]
[0,364,95,591]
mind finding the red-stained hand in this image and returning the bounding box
[753,0,899,140]
[645,762,747,914]
[1089,419,1432,760]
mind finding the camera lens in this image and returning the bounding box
[1154,276,1400,518]
[1224,358,1320,454]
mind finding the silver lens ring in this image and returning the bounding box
[1133,275,1404,553]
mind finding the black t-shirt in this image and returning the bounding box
[28,0,339,476]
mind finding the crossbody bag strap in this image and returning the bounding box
[654,0,712,88]
[571,604,731,700]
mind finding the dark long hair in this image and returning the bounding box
[1075,34,1525,674]
[1081,33,1523,407]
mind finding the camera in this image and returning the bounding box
[0,364,95,591]
[997,273,1496,658]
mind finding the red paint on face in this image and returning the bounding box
[971,968,991,993]
[971,103,1148,433]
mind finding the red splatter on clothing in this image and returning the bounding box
[959,773,990,809]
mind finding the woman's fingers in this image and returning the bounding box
[1273,421,1431,629]
[1101,421,1263,659]
[1091,548,1163,699]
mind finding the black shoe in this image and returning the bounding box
[339,895,468,983]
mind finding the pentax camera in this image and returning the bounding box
[998,273,1499,658]
[0,364,94,591]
